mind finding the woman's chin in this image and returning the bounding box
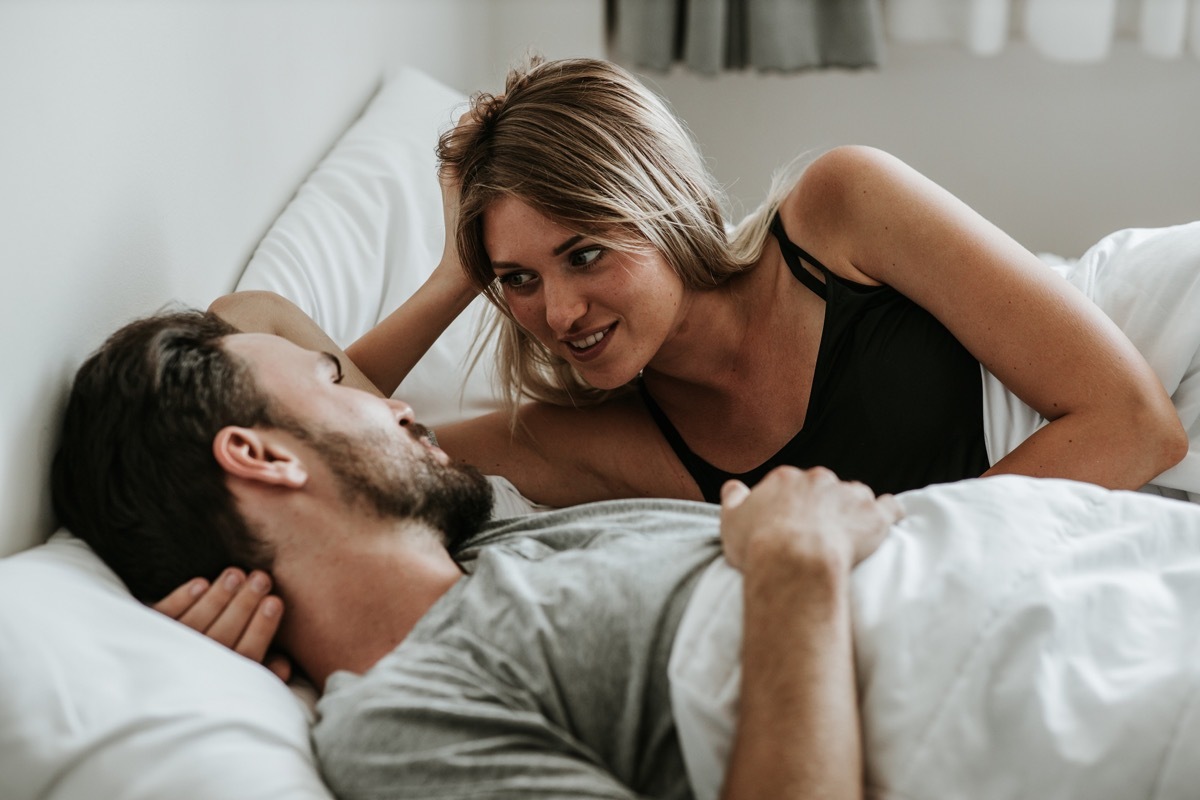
[576,365,641,391]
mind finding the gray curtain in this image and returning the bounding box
[609,0,885,74]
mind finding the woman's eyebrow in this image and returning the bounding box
[553,234,583,256]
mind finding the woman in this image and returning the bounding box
[330,56,1185,507]
[217,57,1184,509]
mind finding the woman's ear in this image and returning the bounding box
[213,426,308,488]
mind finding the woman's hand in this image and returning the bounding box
[152,569,291,682]
[436,124,466,279]
[433,103,501,290]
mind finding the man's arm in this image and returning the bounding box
[717,467,901,800]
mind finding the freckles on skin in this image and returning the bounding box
[482,197,693,385]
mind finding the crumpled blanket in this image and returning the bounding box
[983,222,1200,502]
[670,474,1200,799]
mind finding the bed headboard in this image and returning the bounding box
[0,0,602,558]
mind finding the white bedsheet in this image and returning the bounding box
[983,222,1200,502]
[670,475,1200,799]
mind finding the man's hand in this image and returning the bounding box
[719,466,902,574]
[717,467,902,800]
[152,569,291,682]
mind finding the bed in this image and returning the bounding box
[4,24,1200,800]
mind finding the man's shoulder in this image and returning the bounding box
[457,497,720,559]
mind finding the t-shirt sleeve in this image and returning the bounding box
[321,736,645,799]
[315,658,651,800]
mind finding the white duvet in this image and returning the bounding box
[670,474,1200,800]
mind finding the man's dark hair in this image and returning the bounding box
[51,309,276,602]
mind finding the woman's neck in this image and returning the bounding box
[646,249,800,392]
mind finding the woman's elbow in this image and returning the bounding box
[1154,409,1188,474]
[208,290,296,335]
[1133,392,1188,479]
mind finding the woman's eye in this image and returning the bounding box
[498,272,536,290]
[569,246,603,268]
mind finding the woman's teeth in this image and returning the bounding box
[570,329,607,349]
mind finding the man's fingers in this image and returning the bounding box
[151,578,209,620]
[150,569,287,674]
[264,651,293,684]
[233,594,284,665]
[876,493,905,524]
[201,571,277,649]
[176,568,246,635]
[720,479,751,509]
[844,494,904,566]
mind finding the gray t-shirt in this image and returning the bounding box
[314,498,722,800]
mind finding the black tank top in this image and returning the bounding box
[639,213,990,501]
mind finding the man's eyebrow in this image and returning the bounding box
[320,351,344,382]
[552,234,584,256]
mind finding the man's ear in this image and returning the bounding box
[213,426,308,488]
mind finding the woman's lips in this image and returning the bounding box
[564,323,616,363]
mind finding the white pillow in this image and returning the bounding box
[0,532,333,800]
[235,66,504,427]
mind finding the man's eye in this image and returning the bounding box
[569,247,603,268]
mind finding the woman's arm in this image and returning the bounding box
[346,169,480,396]
[209,290,385,396]
[345,259,477,397]
[781,145,1186,490]
[436,395,702,507]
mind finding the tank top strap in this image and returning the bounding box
[636,378,732,502]
[769,212,830,298]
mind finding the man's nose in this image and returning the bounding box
[385,398,416,426]
[543,278,587,334]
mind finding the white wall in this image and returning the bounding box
[0,0,603,557]
[626,40,1200,257]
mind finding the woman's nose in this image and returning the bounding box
[542,278,587,333]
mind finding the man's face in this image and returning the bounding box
[222,333,492,549]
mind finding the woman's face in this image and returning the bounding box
[482,196,687,390]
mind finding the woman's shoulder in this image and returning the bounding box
[786,145,907,215]
[777,146,908,285]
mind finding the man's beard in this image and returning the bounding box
[291,422,493,552]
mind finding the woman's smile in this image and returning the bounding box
[564,323,617,361]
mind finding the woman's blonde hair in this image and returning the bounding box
[438,57,793,409]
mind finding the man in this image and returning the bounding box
[52,309,899,799]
